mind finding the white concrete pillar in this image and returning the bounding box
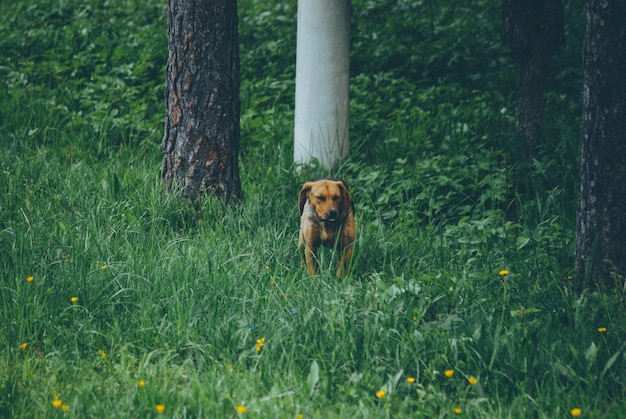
[294,0,350,170]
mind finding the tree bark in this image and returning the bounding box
[576,0,626,288]
[162,0,242,202]
[503,0,564,156]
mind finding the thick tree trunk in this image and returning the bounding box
[293,0,350,170]
[162,0,242,202]
[576,0,626,288]
[503,0,564,156]
[515,50,548,156]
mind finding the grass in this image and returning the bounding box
[1,0,625,417]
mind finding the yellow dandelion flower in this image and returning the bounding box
[499,269,509,276]
[444,369,454,378]
[375,390,386,399]
[19,342,28,350]
[70,297,78,303]
[100,264,107,270]
[255,337,266,352]
[138,380,146,387]
[155,404,165,414]
[61,405,69,412]
[468,376,478,385]
[26,276,34,282]
[98,349,106,358]
[236,405,247,413]
[407,377,416,384]
[571,407,582,417]
[454,407,462,414]
[598,327,607,333]
[52,399,63,408]
[297,414,304,419]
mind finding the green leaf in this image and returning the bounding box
[516,236,530,250]
[307,360,320,398]
[601,350,621,378]
[585,342,598,364]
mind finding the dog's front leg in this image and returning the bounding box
[304,246,318,276]
[336,245,353,278]
[299,233,319,276]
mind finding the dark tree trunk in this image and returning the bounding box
[162,0,242,202]
[576,0,626,288]
[503,0,564,156]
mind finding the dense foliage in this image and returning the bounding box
[1,0,624,417]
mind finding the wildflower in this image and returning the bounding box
[98,349,106,358]
[61,405,69,412]
[100,264,107,270]
[376,390,386,399]
[236,405,247,413]
[444,369,454,378]
[499,270,509,276]
[598,327,607,333]
[454,407,462,414]
[138,380,146,387]
[19,342,28,350]
[571,407,582,417]
[407,377,416,384]
[297,414,303,419]
[26,276,34,282]
[52,400,63,408]
[155,404,166,414]
[468,377,478,385]
[291,307,298,314]
[255,337,266,352]
[70,297,78,303]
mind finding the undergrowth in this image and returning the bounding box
[1,0,624,418]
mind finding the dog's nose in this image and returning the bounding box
[328,209,338,220]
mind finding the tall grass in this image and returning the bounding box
[1,0,625,417]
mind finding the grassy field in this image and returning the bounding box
[1,0,625,417]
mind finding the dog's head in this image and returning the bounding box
[299,178,353,223]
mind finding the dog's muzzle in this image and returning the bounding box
[324,208,339,223]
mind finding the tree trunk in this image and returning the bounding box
[503,0,564,156]
[515,49,548,156]
[576,0,626,288]
[162,0,242,202]
[293,0,350,170]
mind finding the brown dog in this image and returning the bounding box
[298,178,356,277]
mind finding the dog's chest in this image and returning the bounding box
[302,200,339,246]
[320,226,337,246]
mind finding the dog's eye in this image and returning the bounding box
[332,196,340,201]
[316,195,326,202]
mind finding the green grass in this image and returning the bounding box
[1,0,625,417]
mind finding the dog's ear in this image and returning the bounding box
[337,180,353,218]
[299,182,313,215]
